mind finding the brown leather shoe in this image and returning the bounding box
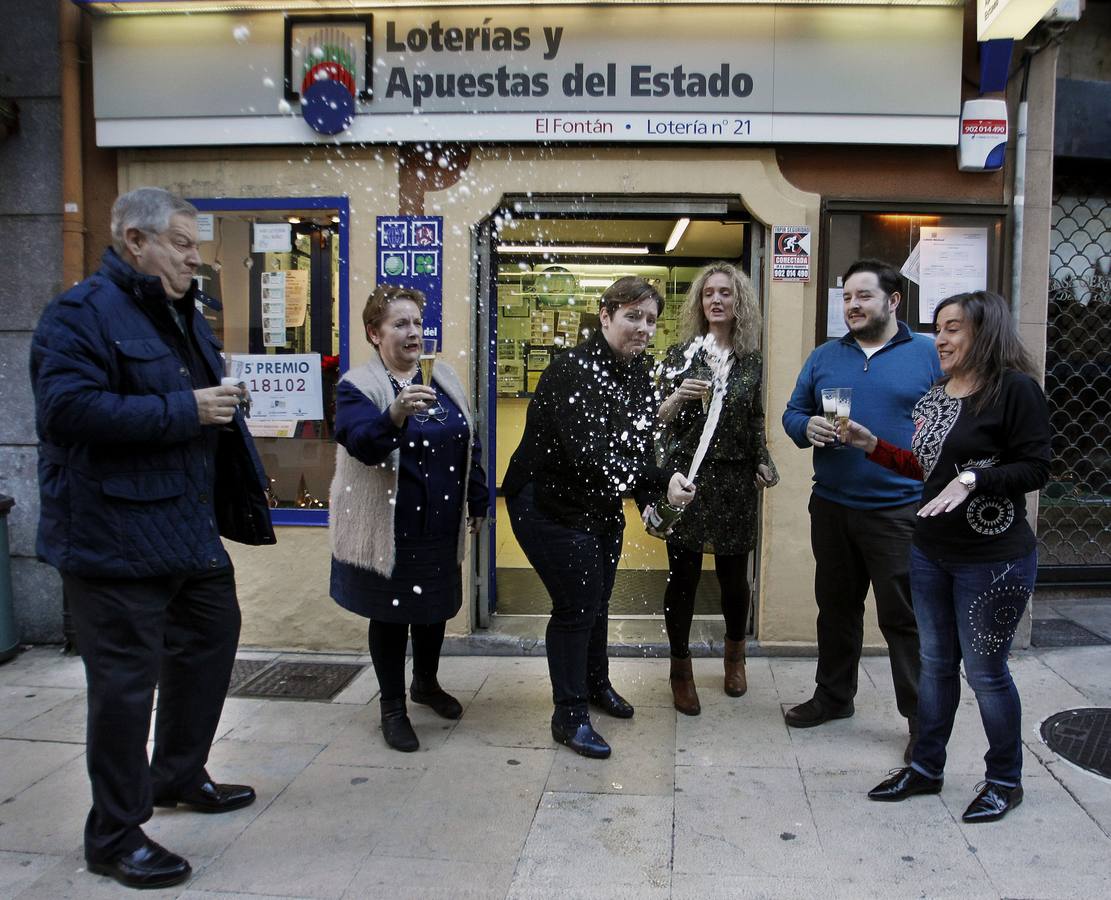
[669,655,701,716]
[723,637,747,697]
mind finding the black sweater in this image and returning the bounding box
[868,370,1051,562]
[503,332,671,534]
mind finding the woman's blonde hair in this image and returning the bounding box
[678,261,761,355]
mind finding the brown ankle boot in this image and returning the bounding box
[723,638,748,697]
[669,655,701,716]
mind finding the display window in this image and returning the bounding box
[190,197,350,525]
[820,202,1007,342]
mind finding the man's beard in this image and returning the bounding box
[850,308,891,343]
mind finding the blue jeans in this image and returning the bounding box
[908,545,1036,787]
[506,483,622,724]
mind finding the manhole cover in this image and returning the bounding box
[232,661,364,702]
[1031,619,1110,648]
[228,658,273,694]
[1041,708,1111,779]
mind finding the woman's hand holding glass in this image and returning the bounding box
[388,383,438,426]
[842,419,879,454]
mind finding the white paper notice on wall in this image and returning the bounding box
[827,288,849,339]
[918,227,988,324]
[901,241,922,286]
[252,223,292,253]
[284,269,309,328]
[261,271,287,347]
[196,214,214,242]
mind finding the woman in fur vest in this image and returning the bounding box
[329,285,488,752]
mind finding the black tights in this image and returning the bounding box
[664,545,750,658]
[367,619,447,702]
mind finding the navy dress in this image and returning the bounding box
[330,375,488,625]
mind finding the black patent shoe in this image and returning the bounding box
[154,779,256,814]
[784,696,854,728]
[962,781,1023,823]
[380,697,419,752]
[588,685,634,719]
[410,674,464,720]
[87,838,191,889]
[868,766,944,802]
[551,720,612,759]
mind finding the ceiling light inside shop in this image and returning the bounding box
[287,216,301,225]
[498,245,650,256]
[665,218,691,253]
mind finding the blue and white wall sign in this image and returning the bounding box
[376,216,444,346]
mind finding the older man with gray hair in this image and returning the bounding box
[30,187,275,889]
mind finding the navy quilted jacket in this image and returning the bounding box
[31,249,275,579]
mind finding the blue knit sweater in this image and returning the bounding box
[782,322,943,510]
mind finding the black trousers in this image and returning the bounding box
[809,494,920,720]
[506,484,621,723]
[64,566,240,863]
[367,619,448,702]
[664,544,751,657]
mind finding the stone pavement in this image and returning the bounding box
[1,641,1110,899]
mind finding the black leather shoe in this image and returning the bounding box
[87,838,191,889]
[868,766,944,802]
[551,720,612,759]
[784,697,854,728]
[380,697,419,752]
[410,675,464,719]
[962,781,1023,823]
[153,780,256,814]
[588,685,634,719]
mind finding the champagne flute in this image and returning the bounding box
[419,337,446,420]
[835,388,852,449]
[689,364,714,415]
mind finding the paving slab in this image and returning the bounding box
[508,792,672,899]
[941,772,1111,899]
[0,739,84,802]
[1,694,88,744]
[675,690,795,770]
[15,848,209,899]
[0,686,84,737]
[673,765,824,880]
[0,649,87,691]
[0,753,88,855]
[0,850,61,899]
[449,661,556,751]
[1036,646,1111,706]
[220,697,360,745]
[190,761,422,899]
[546,705,675,796]
[316,691,475,768]
[371,744,552,865]
[145,738,324,860]
[345,856,515,899]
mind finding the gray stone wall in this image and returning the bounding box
[0,1,64,642]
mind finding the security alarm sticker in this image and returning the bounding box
[772,225,810,282]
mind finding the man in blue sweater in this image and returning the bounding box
[782,259,942,761]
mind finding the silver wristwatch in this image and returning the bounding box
[958,470,977,491]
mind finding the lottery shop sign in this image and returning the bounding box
[376,216,444,346]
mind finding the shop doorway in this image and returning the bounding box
[474,196,765,632]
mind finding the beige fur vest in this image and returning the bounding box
[328,352,474,577]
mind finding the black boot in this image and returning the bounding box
[380,697,419,752]
[410,673,463,720]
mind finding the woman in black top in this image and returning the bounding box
[845,291,1050,823]
[655,263,778,715]
[503,277,695,759]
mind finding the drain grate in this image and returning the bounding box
[232,661,364,702]
[1041,708,1111,779]
[1031,618,1110,648]
[228,658,273,694]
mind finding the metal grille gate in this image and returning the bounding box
[1038,171,1111,582]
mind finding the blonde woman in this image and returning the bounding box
[656,262,777,715]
